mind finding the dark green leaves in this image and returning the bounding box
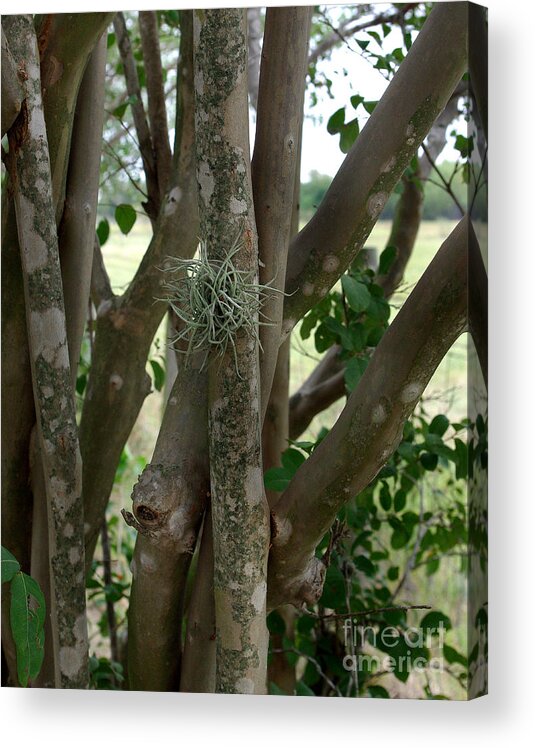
[1,546,20,583]
[96,218,110,247]
[2,548,46,687]
[115,204,137,235]
[378,245,397,276]
[264,447,307,493]
[344,357,368,392]
[341,276,371,313]
[149,359,165,392]
[326,107,360,153]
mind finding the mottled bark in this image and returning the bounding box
[6,15,88,689]
[283,2,468,333]
[127,354,209,691]
[268,217,470,610]
[194,8,270,694]
[1,26,23,136]
[139,11,172,198]
[252,6,311,419]
[80,13,198,568]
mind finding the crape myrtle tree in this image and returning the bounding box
[1,3,487,695]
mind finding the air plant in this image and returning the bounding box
[161,231,282,375]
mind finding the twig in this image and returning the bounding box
[305,604,432,621]
[421,143,465,216]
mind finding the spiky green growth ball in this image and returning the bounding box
[162,235,277,373]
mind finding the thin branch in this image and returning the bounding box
[138,11,172,198]
[421,143,465,216]
[113,12,159,221]
[306,604,432,621]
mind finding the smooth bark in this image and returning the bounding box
[252,6,311,419]
[139,11,172,199]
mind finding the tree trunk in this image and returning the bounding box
[194,8,270,694]
[6,14,89,689]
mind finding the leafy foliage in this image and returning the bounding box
[1,546,46,687]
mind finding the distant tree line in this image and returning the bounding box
[301,163,467,223]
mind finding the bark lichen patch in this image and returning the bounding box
[30,308,68,366]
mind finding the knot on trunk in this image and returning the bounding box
[123,463,204,553]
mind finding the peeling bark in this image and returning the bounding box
[6,15,88,689]
[283,2,468,332]
[252,6,311,419]
[268,217,470,610]
[194,8,270,694]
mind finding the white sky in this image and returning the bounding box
[250,16,460,180]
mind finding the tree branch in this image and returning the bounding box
[113,12,160,221]
[282,2,468,334]
[308,4,417,66]
[268,216,471,610]
[138,11,172,199]
[251,6,311,419]
[90,234,114,310]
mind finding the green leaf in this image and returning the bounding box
[2,546,20,584]
[269,681,288,696]
[327,107,345,134]
[357,39,370,51]
[264,467,291,493]
[344,357,368,392]
[420,610,452,632]
[420,452,438,471]
[378,245,397,275]
[339,119,359,153]
[281,448,306,474]
[367,684,390,698]
[96,218,110,247]
[354,554,375,576]
[341,275,371,313]
[363,100,378,115]
[296,680,315,696]
[107,32,116,49]
[149,359,165,392]
[350,94,364,109]
[429,414,449,437]
[393,489,406,512]
[443,644,467,667]
[115,204,137,235]
[10,572,45,686]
